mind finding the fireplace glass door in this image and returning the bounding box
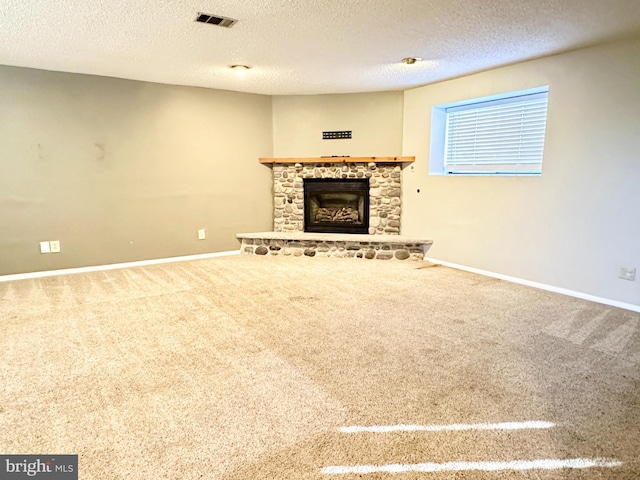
[303,179,369,234]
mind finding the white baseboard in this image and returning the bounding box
[0,250,240,283]
[425,257,640,313]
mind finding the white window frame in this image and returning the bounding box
[429,86,549,176]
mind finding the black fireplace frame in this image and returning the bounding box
[303,178,369,234]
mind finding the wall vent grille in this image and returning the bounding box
[323,130,352,140]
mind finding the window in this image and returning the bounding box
[430,86,549,176]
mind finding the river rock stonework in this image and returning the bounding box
[241,237,427,261]
[272,162,401,235]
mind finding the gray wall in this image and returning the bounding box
[0,66,273,275]
[402,36,640,306]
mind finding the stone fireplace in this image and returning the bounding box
[273,161,402,235]
[237,156,433,261]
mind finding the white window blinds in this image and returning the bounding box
[444,91,548,175]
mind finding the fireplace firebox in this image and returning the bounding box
[303,178,369,234]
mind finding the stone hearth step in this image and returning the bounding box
[236,232,433,261]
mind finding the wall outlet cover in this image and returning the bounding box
[619,267,636,281]
[50,240,61,253]
[198,229,206,240]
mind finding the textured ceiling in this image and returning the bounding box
[1,0,640,95]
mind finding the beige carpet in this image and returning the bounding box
[1,255,639,479]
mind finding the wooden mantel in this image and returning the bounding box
[259,156,415,164]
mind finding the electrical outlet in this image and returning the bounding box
[619,267,636,281]
[50,240,61,253]
[40,241,50,254]
[198,229,206,240]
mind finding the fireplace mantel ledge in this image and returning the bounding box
[259,156,415,164]
[236,231,432,245]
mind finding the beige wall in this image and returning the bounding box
[272,92,403,157]
[402,37,640,306]
[0,66,273,275]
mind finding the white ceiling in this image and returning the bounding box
[2,0,640,96]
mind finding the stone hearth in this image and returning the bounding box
[238,232,433,261]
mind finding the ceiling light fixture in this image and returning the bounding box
[402,57,421,65]
[230,65,251,71]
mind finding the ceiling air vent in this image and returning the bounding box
[195,13,237,28]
